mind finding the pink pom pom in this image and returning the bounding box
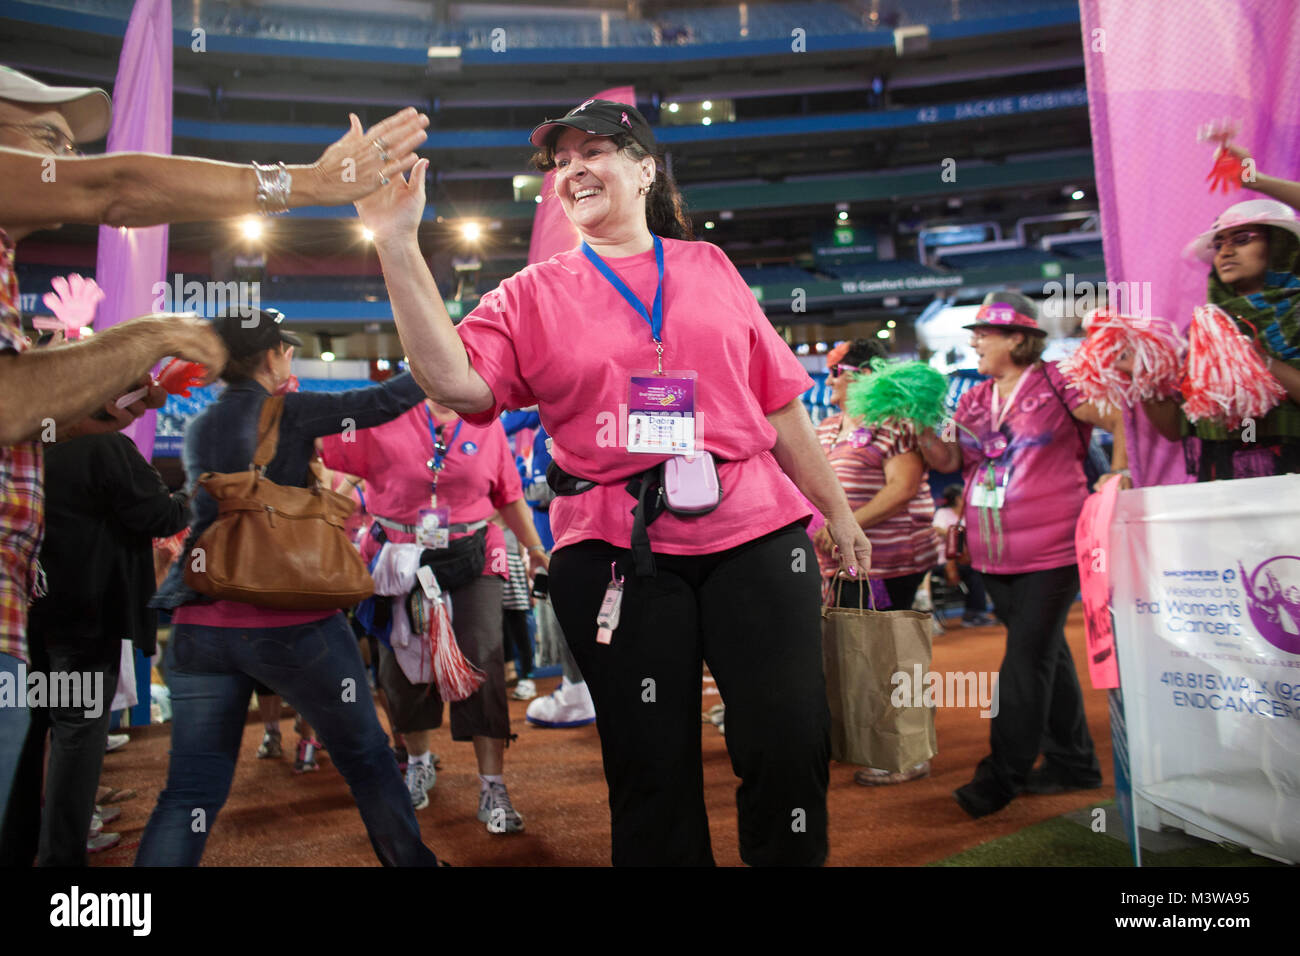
[1181,305,1285,429]
[1058,310,1185,411]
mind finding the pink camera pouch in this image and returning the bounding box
[662,452,722,515]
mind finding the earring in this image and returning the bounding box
[638,184,650,196]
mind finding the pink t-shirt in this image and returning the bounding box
[456,239,814,555]
[814,414,938,579]
[954,360,1091,575]
[172,602,335,628]
[319,406,522,574]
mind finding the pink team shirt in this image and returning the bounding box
[954,360,1091,574]
[319,405,522,573]
[456,238,815,554]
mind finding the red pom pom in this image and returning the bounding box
[429,598,486,701]
[1058,310,1184,411]
[1181,305,1285,428]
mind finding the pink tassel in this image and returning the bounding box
[1059,310,1184,412]
[428,597,486,702]
[1181,305,1285,428]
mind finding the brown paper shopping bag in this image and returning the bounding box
[821,580,937,773]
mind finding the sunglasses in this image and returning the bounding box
[1211,230,1266,254]
[828,363,867,378]
[0,122,82,157]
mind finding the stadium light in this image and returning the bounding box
[1071,189,1086,201]
[361,227,374,242]
[704,221,715,230]
[241,218,262,241]
[702,101,712,111]
[668,103,679,113]
[461,222,481,242]
[887,320,897,329]
[702,117,712,126]
[837,211,849,221]
[876,329,891,339]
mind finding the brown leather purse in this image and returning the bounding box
[184,395,374,610]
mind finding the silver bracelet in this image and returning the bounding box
[252,161,292,215]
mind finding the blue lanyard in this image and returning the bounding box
[582,234,665,370]
[425,407,462,477]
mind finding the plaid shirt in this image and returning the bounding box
[0,230,44,665]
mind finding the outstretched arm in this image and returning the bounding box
[0,109,428,230]
[0,314,226,446]
[358,159,495,415]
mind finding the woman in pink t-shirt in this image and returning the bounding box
[813,337,939,789]
[320,400,541,832]
[355,99,870,866]
[919,291,1128,820]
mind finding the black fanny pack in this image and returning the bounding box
[547,455,723,578]
[371,521,488,592]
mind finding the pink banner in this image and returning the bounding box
[527,85,635,265]
[1075,478,1121,689]
[1079,0,1300,487]
[94,0,173,460]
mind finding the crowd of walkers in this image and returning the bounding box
[1,66,1296,866]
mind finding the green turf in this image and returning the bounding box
[929,804,1289,867]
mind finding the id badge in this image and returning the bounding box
[969,466,1009,510]
[417,507,450,549]
[627,370,696,455]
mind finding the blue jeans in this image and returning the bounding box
[135,614,438,866]
[0,652,32,834]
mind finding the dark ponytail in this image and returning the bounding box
[530,132,694,241]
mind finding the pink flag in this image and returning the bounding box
[1075,478,1122,689]
[527,85,635,266]
[94,0,173,460]
[1080,0,1300,488]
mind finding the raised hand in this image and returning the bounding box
[355,156,429,245]
[308,108,429,206]
[36,273,104,340]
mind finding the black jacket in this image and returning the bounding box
[152,372,427,610]
[29,432,190,657]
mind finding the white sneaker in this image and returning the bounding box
[105,733,129,753]
[511,678,537,701]
[406,760,436,811]
[525,677,596,728]
[477,781,524,834]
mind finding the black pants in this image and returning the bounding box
[502,609,532,679]
[0,628,120,867]
[549,523,829,866]
[968,564,1100,801]
[959,565,989,617]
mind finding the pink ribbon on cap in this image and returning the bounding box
[621,111,631,127]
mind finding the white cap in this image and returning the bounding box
[1183,198,1300,264]
[0,65,111,142]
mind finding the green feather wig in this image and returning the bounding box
[845,359,949,429]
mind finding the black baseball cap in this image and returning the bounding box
[211,308,303,359]
[529,99,656,152]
